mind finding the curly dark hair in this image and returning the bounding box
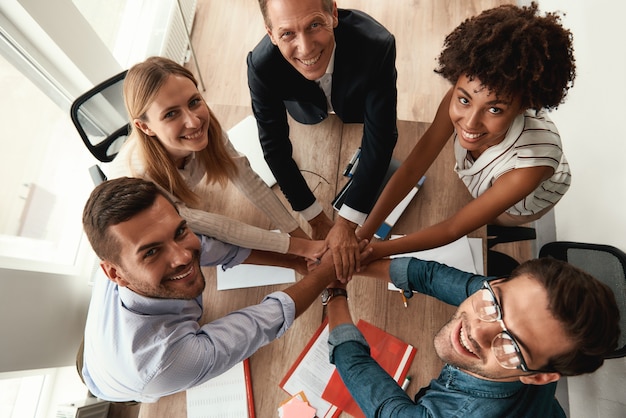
[435,2,576,111]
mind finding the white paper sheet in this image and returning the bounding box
[227,115,277,187]
[468,237,484,276]
[186,361,250,418]
[217,264,296,290]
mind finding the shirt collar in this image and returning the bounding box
[118,284,202,316]
[440,364,526,398]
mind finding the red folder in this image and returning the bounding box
[280,319,416,418]
[322,320,416,417]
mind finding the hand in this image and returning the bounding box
[290,256,310,276]
[325,217,360,281]
[359,241,383,266]
[308,212,334,240]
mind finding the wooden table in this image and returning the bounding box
[138,107,483,418]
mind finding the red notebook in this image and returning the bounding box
[280,319,416,417]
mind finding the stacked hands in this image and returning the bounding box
[296,217,376,283]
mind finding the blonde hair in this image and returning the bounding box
[123,56,237,206]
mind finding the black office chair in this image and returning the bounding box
[487,224,537,277]
[70,70,129,184]
[539,241,626,359]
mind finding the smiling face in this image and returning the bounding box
[265,0,338,81]
[134,75,210,167]
[100,195,205,300]
[434,275,574,382]
[449,75,524,158]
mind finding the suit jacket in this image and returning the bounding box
[247,9,398,216]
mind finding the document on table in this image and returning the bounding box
[280,319,415,418]
[186,359,254,418]
[228,115,276,187]
[217,264,296,290]
[280,323,340,417]
[388,235,484,292]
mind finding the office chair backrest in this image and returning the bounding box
[539,241,626,359]
[70,70,129,163]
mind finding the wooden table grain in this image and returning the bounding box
[139,110,484,418]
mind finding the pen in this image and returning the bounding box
[400,290,408,308]
[348,158,359,177]
[401,376,411,391]
[343,147,361,177]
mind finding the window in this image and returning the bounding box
[0,50,95,273]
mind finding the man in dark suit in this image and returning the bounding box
[248,0,398,279]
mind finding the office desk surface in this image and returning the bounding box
[138,107,482,418]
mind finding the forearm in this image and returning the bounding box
[360,164,423,239]
[287,236,325,260]
[265,150,316,211]
[244,249,304,272]
[344,139,395,215]
[370,189,506,260]
[328,322,419,417]
[388,257,484,306]
[371,219,465,259]
[289,226,311,239]
[282,261,335,318]
[308,211,334,241]
[343,107,397,216]
[356,259,392,283]
[361,91,454,239]
[228,143,301,233]
[344,36,398,215]
[181,206,290,254]
[326,290,353,330]
[145,296,291,398]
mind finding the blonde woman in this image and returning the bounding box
[106,56,321,259]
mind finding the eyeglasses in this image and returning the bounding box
[472,280,552,373]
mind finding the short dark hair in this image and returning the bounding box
[435,2,576,111]
[509,258,620,376]
[258,0,334,28]
[82,177,176,263]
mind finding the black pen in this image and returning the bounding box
[343,147,361,177]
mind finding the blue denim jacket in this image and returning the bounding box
[328,257,566,417]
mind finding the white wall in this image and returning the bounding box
[532,1,626,417]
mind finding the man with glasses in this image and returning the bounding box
[324,257,620,417]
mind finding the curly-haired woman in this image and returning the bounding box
[359,2,576,259]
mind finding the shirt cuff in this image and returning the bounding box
[197,234,251,270]
[264,291,296,338]
[299,201,324,221]
[338,205,367,226]
[328,323,369,364]
[389,257,413,292]
[219,247,251,270]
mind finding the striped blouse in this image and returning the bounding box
[454,110,571,216]
[105,130,300,254]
